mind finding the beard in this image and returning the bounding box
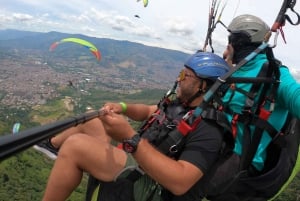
[176,84,196,103]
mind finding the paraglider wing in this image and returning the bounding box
[12,123,21,134]
[49,37,101,61]
[143,0,148,7]
[134,15,140,18]
[49,42,60,51]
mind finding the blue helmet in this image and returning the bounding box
[184,52,229,81]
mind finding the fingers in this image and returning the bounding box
[99,109,114,121]
[101,102,122,114]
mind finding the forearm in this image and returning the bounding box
[278,68,300,118]
[132,139,202,195]
[123,104,157,121]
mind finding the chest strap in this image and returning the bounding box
[238,60,280,170]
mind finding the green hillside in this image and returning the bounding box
[0,88,163,201]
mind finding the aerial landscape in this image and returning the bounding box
[0,30,189,109]
[1,0,300,200]
[0,28,299,201]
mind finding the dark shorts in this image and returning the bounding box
[116,154,164,201]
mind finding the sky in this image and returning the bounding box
[1,0,300,76]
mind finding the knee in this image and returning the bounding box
[81,118,104,131]
[59,133,86,154]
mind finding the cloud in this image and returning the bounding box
[0,12,33,24]
[110,15,135,31]
[82,26,96,33]
[12,13,34,21]
[290,69,300,82]
[79,8,161,42]
[0,14,13,23]
[165,17,195,37]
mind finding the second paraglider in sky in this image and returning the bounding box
[49,37,101,61]
[136,0,148,7]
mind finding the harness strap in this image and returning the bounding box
[240,115,280,170]
[235,115,279,138]
[240,61,272,170]
[202,107,232,133]
[157,115,202,156]
[139,109,161,133]
[227,77,275,84]
[240,56,281,170]
[229,61,270,139]
[160,107,232,158]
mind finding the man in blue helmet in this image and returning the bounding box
[41,52,231,201]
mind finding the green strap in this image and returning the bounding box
[91,185,100,201]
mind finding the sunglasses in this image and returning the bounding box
[178,70,198,81]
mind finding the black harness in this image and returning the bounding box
[204,51,300,201]
[225,51,281,172]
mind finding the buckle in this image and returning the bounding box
[169,145,178,153]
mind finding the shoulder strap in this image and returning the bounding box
[157,106,231,157]
[240,54,281,170]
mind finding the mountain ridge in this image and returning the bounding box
[0,29,189,107]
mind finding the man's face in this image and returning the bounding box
[176,68,201,102]
[223,44,234,66]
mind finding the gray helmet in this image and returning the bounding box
[228,14,270,43]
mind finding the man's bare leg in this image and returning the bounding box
[50,118,110,148]
[42,134,127,201]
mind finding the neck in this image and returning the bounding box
[187,95,203,108]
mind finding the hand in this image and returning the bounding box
[101,102,123,114]
[99,110,136,142]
